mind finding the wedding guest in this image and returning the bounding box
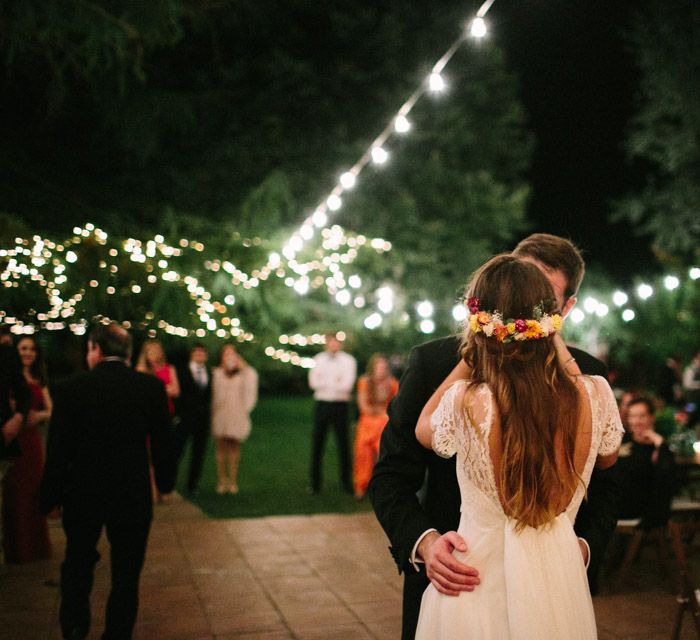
[136,339,180,415]
[2,336,52,563]
[353,354,398,499]
[683,350,700,426]
[658,355,683,407]
[175,343,211,496]
[370,234,618,639]
[617,396,676,528]
[211,345,258,494]
[618,390,638,431]
[0,326,12,346]
[0,343,31,569]
[308,333,357,494]
[40,322,174,640]
[136,339,179,503]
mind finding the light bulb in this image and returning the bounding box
[327,194,342,211]
[394,115,411,133]
[664,275,680,290]
[637,284,653,300]
[470,17,487,38]
[371,147,388,165]
[340,171,356,189]
[428,72,446,92]
[612,291,628,307]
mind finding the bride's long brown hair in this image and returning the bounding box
[461,254,582,530]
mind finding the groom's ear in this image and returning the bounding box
[561,296,577,319]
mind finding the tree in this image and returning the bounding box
[0,1,533,382]
[613,0,700,262]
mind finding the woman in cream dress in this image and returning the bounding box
[211,344,258,494]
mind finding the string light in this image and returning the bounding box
[428,72,447,93]
[622,309,635,322]
[637,283,653,300]
[470,17,488,39]
[612,291,628,307]
[394,115,411,133]
[371,146,389,165]
[420,319,436,334]
[664,275,680,290]
[452,304,468,322]
[258,0,498,277]
[570,309,585,324]
[340,171,357,189]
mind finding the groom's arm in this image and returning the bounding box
[369,343,480,595]
[369,346,436,573]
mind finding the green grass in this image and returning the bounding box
[176,395,373,518]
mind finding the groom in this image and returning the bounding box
[369,233,619,639]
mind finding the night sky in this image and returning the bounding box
[493,0,655,282]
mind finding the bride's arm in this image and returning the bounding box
[552,334,582,376]
[415,359,469,448]
[595,450,619,469]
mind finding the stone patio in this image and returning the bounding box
[0,494,697,639]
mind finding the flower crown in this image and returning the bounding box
[466,297,562,343]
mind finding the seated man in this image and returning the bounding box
[617,396,676,528]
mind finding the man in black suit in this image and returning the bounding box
[40,322,174,640]
[369,234,619,639]
[175,343,211,495]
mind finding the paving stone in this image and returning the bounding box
[2,499,698,639]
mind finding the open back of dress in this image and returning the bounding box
[415,375,623,640]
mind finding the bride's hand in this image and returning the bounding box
[578,538,590,567]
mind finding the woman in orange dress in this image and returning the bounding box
[2,335,52,563]
[353,354,398,499]
[136,339,179,502]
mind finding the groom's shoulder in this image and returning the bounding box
[413,335,461,360]
[568,345,608,379]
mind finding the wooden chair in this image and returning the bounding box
[610,518,670,592]
[668,514,700,639]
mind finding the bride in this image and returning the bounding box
[414,254,623,639]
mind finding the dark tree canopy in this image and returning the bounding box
[614,0,700,263]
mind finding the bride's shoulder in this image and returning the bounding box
[579,374,617,405]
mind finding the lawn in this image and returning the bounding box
[175,395,374,518]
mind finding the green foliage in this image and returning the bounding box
[613,0,700,261]
[565,272,700,388]
[0,2,534,384]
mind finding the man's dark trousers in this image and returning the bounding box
[310,400,351,492]
[60,502,150,640]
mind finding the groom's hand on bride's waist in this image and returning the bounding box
[418,531,480,596]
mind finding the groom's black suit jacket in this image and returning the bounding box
[369,336,619,640]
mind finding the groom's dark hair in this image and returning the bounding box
[512,233,584,299]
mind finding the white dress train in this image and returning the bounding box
[415,375,623,640]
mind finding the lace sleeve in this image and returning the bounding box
[430,381,465,459]
[595,377,624,456]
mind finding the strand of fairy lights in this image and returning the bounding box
[1,225,390,367]
[0,225,256,341]
[1,3,498,367]
[259,2,495,279]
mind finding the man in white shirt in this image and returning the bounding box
[308,333,357,494]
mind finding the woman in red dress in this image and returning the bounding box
[136,339,179,502]
[2,335,52,563]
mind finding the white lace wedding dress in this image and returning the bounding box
[415,375,623,640]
